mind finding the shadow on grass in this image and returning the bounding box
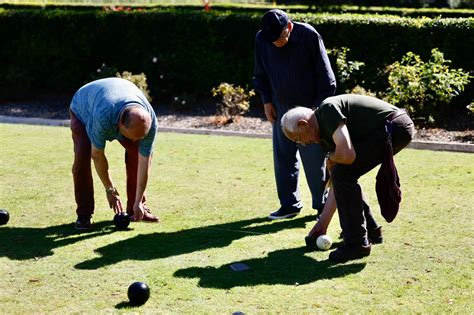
[174,246,366,288]
[115,301,134,309]
[0,221,114,260]
[75,215,315,270]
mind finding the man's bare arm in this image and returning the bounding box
[328,122,356,165]
[91,145,123,213]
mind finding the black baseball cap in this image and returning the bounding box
[261,9,289,42]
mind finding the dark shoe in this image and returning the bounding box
[368,226,383,244]
[329,243,371,262]
[75,215,92,230]
[268,207,300,220]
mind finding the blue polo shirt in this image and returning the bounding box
[253,21,336,109]
[70,78,157,157]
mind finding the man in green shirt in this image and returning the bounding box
[281,94,414,262]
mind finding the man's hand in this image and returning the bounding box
[307,188,337,238]
[91,145,123,213]
[263,103,276,123]
[308,221,327,238]
[132,202,146,222]
[106,188,123,214]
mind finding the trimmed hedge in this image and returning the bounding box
[299,5,474,17]
[0,8,472,105]
[3,3,474,18]
[281,0,474,9]
[205,5,474,18]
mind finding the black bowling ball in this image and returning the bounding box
[127,281,150,305]
[0,209,9,225]
[113,213,130,230]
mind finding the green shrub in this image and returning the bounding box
[211,82,255,123]
[116,71,152,102]
[299,0,474,9]
[327,47,377,97]
[385,48,471,124]
[328,47,365,93]
[349,85,377,97]
[88,64,152,102]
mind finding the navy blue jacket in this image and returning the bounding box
[253,22,336,110]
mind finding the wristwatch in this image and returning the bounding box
[106,186,119,196]
[325,152,331,161]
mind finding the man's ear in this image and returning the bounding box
[297,119,309,129]
[288,21,293,32]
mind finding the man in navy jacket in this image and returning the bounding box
[254,9,336,220]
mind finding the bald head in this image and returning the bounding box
[281,107,314,139]
[119,106,152,141]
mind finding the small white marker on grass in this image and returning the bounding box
[229,263,250,272]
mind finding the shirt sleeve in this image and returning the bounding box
[319,103,346,139]
[253,33,272,104]
[310,31,337,106]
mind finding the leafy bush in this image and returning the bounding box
[328,47,376,97]
[349,85,377,97]
[328,47,365,93]
[211,82,255,123]
[89,64,152,102]
[116,71,152,102]
[385,48,471,124]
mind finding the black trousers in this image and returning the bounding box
[332,111,415,245]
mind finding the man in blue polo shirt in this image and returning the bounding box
[253,9,336,220]
[70,78,159,230]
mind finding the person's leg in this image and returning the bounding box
[118,138,158,222]
[328,135,386,261]
[331,172,368,245]
[271,118,302,217]
[70,110,94,228]
[117,138,144,213]
[362,192,378,230]
[362,192,383,244]
[299,143,326,212]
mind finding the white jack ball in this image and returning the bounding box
[316,235,333,250]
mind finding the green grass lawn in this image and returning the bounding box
[0,123,472,313]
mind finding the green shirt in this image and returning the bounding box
[315,94,399,152]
